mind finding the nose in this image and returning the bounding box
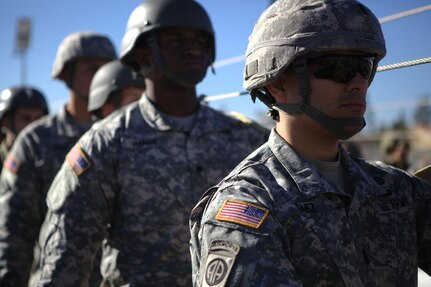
[346,72,368,93]
[184,43,205,58]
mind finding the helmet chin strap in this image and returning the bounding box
[140,32,205,88]
[272,58,366,140]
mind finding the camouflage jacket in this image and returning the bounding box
[190,129,431,287]
[37,95,269,286]
[0,140,9,173]
[0,105,91,287]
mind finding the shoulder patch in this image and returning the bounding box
[66,145,91,176]
[414,164,431,183]
[215,200,269,229]
[3,155,20,173]
[202,240,240,287]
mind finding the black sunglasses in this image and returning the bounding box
[309,55,375,83]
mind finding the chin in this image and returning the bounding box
[180,73,207,86]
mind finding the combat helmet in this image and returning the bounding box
[120,0,215,86]
[0,86,49,122]
[243,0,386,139]
[88,60,145,115]
[51,32,117,80]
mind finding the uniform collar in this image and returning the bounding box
[56,104,92,137]
[138,94,234,134]
[268,129,388,205]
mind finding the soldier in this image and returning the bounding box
[190,0,431,286]
[37,0,268,286]
[88,60,145,120]
[382,136,411,171]
[0,32,116,286]
[0,86,49,169]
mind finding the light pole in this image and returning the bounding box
[15,18,31,85]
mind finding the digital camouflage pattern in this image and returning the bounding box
[37,95,269,286]
[51,32,117,79]
[191,130,431,287]
[243,0,386,91]
[0,105,91,286]
[0,140,9,173]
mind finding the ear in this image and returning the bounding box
[266,76,287,102]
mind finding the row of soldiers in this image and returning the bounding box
[0,0,268,285]
[0,0,430,286]
[0,59,146,168]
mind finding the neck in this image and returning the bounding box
[276,114,339,161]
[144,78,198,117]
[66,92,92,122]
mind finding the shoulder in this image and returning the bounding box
[205,106,269,133]
[18,114,58,141]
[86,102,143,142]
[413,164,431,183]
[355,157,430,191]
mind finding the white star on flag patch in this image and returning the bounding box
[67,145,91,176]
[215,200,269,229]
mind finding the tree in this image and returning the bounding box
[413,94,431,127]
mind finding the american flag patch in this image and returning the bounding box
[67,145,91,176]
[216,200,269,229]
[4,155,20,173]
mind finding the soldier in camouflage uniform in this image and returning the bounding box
[0,86,49,170]
[190,0,431,286]
[88,59,145,120]
[0,32,116,286]
[36,0,268,286]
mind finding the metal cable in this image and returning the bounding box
[202,57,431,102]
[212,4,431,69]
[377,57,431,72]
[378,5,431,24]
[202,5,431,103]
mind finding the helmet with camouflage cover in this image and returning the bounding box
[0,86,49,122]
[244,0,386,91]
[88,60,145,115]
[120,0,215,86]
[243,0,386,140]
[51,32,117,79]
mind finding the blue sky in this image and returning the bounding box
[1,0,431,132]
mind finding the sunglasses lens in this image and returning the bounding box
[312,56,374,83]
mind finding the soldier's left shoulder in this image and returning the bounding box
[413,164,431,183]
[226,111,270,133]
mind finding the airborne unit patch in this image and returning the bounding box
[67,145,91,176]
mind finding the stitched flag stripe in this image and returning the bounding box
[67,146,91,176]
[216,200,269,229]
[4,156,20,173]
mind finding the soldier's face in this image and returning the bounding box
[157,27,212,86]
[268,53,369,137]
[12,107,46,134]
[73,58,110,99]
[306,57,369,120]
